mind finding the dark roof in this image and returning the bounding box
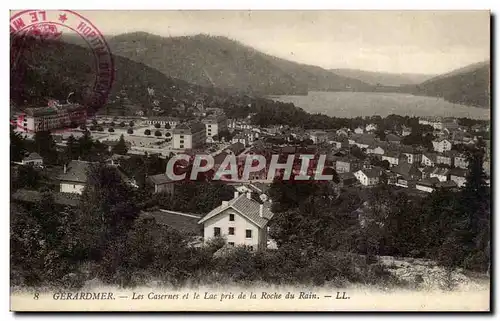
[147,173,172,185]
[450,168,468,177]
[384,150,401,158]
[423,153,438,162]
[391,162,420,179]
[25,104,85,117]
[199,194,273,229]
[173,121,205,134]
[23,152,42,161]
[339,172,356,180]
[386,134,402,141]
[140,210,202,235]
[417,177,441,187]
[57,160,96,183]
[436,180,458,188]
[360,168,381,179]
[12,189,80,207]
[249,182,271,194]
[226,142,245,154]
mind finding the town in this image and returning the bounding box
[11,100,491,254]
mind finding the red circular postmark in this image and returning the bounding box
[10,10,114,133]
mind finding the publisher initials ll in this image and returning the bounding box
[336,292,349,300]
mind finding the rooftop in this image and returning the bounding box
[140,210,202,235]
[199,194,273,229]
[147,173,173,185]
[57,160,96,183]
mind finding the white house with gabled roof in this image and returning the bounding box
[198,192,274,251]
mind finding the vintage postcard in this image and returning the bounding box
[9,9,491,312]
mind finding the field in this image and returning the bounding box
[271,92,491,119]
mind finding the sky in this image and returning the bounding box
[15,10,491,75]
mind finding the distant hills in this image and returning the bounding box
[106,32,373,95]
[106,32,490,108]
[406,61,490,108]
[11,31,490,117]
[330,69,436,86]
[10,34,249,116]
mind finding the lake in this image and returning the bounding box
[269,91,491,120]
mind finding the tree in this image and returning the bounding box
[110,122,115,127]
[129,121,134,127]
[144,129,151,136]
[127,128,134,134]
[374,127,386,140]
[154,123,161,128]
[92,119,98,126]
[79,124,86,130]
[64,135,79,162]
[10,126,25,162]
[165,123,171,129]
[15,165,41,189]
[112,135,128,155]
[154,130,162,137]
[97,126,104,132]
[108,128,115,133]
[73,164,140,261]
[165,132,171,137]
[34,131,57,164]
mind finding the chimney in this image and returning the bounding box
[246,191,252,199]
[234,191,239,199]
[63,163,67,174]
[259,204,264,218]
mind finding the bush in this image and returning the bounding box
[154,130,162,137]
[97,126,104,132]
[79,124,86,130]
[144,129,151,136]
[119,122,126,127]
[127,128,134,134]
[108,128,115,133]
[165,123,171,129]
[165,132,171,137]
[154,123,161,128]
[110,122,115,127]
[129,121,134,127]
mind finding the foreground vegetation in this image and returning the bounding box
[11,137,490,290]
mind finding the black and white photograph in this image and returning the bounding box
[9,9,491,311]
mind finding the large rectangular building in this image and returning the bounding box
[16,104,87,133]
[202,114,228,142]
[172,121,206,150]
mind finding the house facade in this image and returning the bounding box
[432,139,452,153]
[421,153,437,167]
[57,160,96,194]
[22,152,43,166]
[172,121,206,149]
[354,168,380,186]
[454,154,469,169]
[198,192,274,251]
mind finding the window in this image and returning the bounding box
[228,227,235,235]
[180,135,184,138]
[180,145,184,148]
[245,229,252,239]
[229,214,235,221]
[249,246,254,251]
[228,242,235,246]
[214,227,221,237]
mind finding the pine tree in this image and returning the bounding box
[112,134,128,155]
